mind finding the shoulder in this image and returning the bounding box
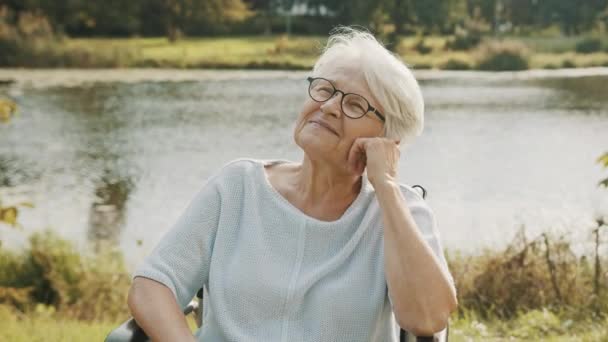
[206,158,262,184]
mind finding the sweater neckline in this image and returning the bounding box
[255,159,370,225]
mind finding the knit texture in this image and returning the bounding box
[133,158,453,342]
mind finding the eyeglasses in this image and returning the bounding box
[307,77,385,122]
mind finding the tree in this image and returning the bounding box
[411,0,450,34]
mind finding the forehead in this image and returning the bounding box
[314,57,383,111]
[315,57,369,95]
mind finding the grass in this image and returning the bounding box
[0,304,199,341]
[1,221,607,341]
[1,307,606,341]
[449,310,608,341]
[2,35,608,70]
[63,36,322,69]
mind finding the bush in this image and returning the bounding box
[475,40,529,71]
[449,227,607,321]
[413,38,432,55]
[561,59,576,68]
[445,31,481,51]
[0,231,131,321]
[0,9,136,68]
[575,38,602,54]
[441,58,471,70]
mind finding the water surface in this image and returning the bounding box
[0,69,607,267]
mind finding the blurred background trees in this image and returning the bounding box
[1,0,606,39]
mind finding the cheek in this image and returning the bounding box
[293,100,319,134]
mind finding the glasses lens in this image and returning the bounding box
[309,79,334,102]
[342,94,368,118]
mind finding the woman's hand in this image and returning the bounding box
[347,137,400,188]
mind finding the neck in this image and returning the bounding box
[293,154,362,207]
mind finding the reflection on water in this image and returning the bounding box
[0,69,607,267]
[531,76,608,111]
[88,169,133,247]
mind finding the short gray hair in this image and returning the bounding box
[312,26,425,147]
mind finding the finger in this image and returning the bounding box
[347,138,367,174]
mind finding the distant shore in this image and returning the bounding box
[2,67,608,90]
[2,36,608,71]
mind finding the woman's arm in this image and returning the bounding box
[127,276,196,342]
[376,181,458,336]
[347,137,457,336]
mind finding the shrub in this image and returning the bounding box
[413,38,432,55]
[441,58,471,70]
[475,40,529,71]
[0,231,131,321]
[449,227,607,320]
[445,31,481,51]
[561,59,576,68]
[575,38,602,54]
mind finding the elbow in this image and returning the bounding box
[398,297,459,337]
[399,314,449,338]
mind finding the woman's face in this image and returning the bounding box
[294,59,384,172]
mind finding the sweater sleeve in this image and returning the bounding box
[132,172,223,309]
[388,190,455,311]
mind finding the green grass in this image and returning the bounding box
[63,35,323,69]
[1,310,606,341]
[0,305,200,342]
[449,311,608,341]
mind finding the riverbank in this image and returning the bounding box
[2,35,608,71]
[2,67,608,90]
[0,226,606,341]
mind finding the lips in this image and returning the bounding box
[308,119,339,136]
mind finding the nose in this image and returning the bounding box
[319,91,344,118]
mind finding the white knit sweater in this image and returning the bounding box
[133,158,452,341]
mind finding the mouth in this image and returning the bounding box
[308,120,339,136]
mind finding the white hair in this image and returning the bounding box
[312,26,425,148]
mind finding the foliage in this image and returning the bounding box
[598,152,608,189]
[444,16,490,51]
[575,37,603,54]
[0,231,131,321]
[449,226,608,321]
[440,58,471,70]
[413,38,432,54]
[1,0,607,37]
[0,99,18,124]
[475,40,530,71]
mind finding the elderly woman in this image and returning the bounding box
[127,27,457,342]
